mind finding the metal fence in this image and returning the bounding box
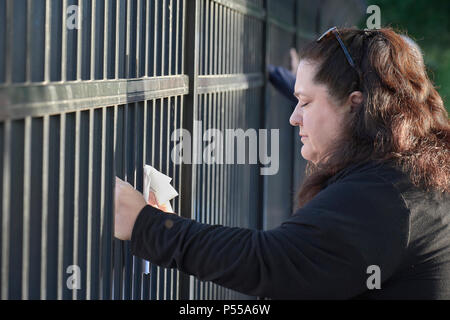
[0,0,365,300]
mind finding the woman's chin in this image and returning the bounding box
[301,146,316,163]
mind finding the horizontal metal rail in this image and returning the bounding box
[197,73,264,94]
[0,76,188,120]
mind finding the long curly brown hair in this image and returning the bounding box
[295,27,450,209]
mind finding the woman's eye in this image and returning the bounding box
[301,103,309,108]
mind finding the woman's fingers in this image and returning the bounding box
[290,48,299,74]
[148,191,158,207]
[159,203,169,213]
[148,191,172,213]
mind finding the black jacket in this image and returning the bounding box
[130,160,450,299]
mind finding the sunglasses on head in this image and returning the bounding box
[317,26,364,90]
[317,26,356,69]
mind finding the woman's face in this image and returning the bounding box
[290,60,353,164]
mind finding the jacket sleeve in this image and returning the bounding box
[130,174,410,299]
[267,64,297,104]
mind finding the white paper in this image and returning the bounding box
[143,164,178,213]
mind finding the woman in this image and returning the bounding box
[115,27,450,299]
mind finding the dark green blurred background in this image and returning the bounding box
[363,0,450,113]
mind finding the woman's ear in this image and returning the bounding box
[348,91,364,113]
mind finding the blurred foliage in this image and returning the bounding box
[361,0,450,113]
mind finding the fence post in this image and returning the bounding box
[178,0,199,300]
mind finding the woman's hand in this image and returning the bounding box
[290,48,299,74]
[114,177,147,241]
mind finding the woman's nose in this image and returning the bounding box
[289,105,302,127]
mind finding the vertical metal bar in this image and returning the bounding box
[72,111,81,300]
[207,93,212,226]
[90,0,96,80]
[199,0,203,76]
[145,0,150,77]
[153,0,158,76]
[122,100,131,300]
[161,0,166,75]
[4,0,13,84]
[25,0,32,83]
[164,104,171,300]
[218,3,223,74]
[228,90,233,231]
[181,0,185,74]
[232,90,236,228]
[76,0,83,80]
[112,104,120,300]
[150,99,157,300]
[103,0,108,79]
[21,118,31,300]
[209,1,213,75]
[217,92,221,233]
[211,91,217,299]
[141,99,148,292]
[177,94,184,300]
[220,92,225,227]
[243,14,246,72]
[114,0,119,79]
[1,120,10,299]
[201,94,206,226]
[166,98,172,300]
[204,0,209,75]
[232,8,236,74]
[142,105,147,199]
[242,11,245,73]
[40,116,49,299]
[166,98,171,186]
[171,95,178,300]
[99,107,106,298]
[237,91,241,227]
[61,0,68,81]
[44,0,51,82]
[260,0,270,233]
[125,0,131,79]
[237,10,241,74]
[225,6,229,74]
[212,94,218,300]
[85,109,94,299]
[225,91,229,229]
[132,101,140,300]
[214,1,218,75]
[136,0,141,77]
[182,0,198,299]
[211,93,216,227]
[151,100,155,168]
[159,98,165,300]
[168,0,173,75]
[159,99,164,175]
[229,8,233,74]
[211,1,215,76]
[175,0,180,74]
[156,98,162,300]
[57,114,66,300]
[216,92,220,228]
[223,91,228,229]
